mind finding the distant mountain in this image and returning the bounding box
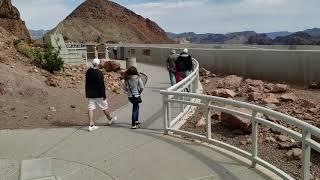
[273,32,320,45]
[167,28,320,45]
[266,31,291,39]
[248,33,273,45]
[303,28,320,37]
[29,29,48,39]
[224,31,257,44]
[167,31,258,44]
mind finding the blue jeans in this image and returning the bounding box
[129,98,140,126]
[169,71,176,86]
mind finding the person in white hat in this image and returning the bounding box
[175,48,193,82]
[85,58,116,132]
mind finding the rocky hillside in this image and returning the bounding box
[0,26,126,130]
[45,0,173,44]
[0,0,30,41]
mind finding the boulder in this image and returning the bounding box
[104,61,121,72]
[199,67,211,76]
[221,105,252,133]
[203,79,210,84]
[244,79,264,90]
[265,104,278,110]
[220,75,243,89]
[211,112,221,121]
[211,89,236,98]
[278,142,299,149]
[266,83,288,93]
[299,99,316,109]
[263,94,279,104]
[45,76,60,87]
[248,92,263,101]
[280,93,297,102]
[265,136,277,143]
[196,117,206,127]
[309,82,320,89]
[277,135,290,142]
[286,148,302,160]
[303,113,315,120]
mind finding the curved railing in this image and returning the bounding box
[160,59,320,180]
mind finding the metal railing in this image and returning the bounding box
[160,59,320,180]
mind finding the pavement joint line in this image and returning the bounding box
[188,174,216,180]
[36,127,83,158]
[91,133,162,165]
[50,158,117,180]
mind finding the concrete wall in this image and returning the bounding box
[120,45,320,85]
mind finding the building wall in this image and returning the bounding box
[121,45,320,85]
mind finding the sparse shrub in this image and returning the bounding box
[14,39,34,58]
[14,40,64,73]
[31,48,43,67]
[42,44,64,73]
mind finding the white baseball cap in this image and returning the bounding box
[92,58,100,66]
[183,48,188,53]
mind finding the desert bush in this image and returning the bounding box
[14,40,34,58]
[42,44,64,73]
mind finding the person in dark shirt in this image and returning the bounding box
[166,49,178,86]
[175,48,193,82]
[85,58,116,132]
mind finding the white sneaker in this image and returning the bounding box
[88,125,99,132]
[108,116,117,126]
[131,125,137,129]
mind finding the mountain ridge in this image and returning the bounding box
[167,28,320,45]
[44,0,172,44]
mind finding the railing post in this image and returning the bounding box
[195,70,199,92]
[167,100,172,129]
[301,131,311,180]
[179,95,184,112]
[251,111,258,168]
[205,100,211,139]
[163,94,169,135]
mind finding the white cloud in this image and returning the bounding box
[11,0,320,33]
[12,0,85,30]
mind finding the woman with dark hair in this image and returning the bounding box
[123,66,144,129]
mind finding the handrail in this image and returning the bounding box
[160,59,320,180]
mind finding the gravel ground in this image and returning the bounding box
[181,107,320,179]
[180,73,320,179]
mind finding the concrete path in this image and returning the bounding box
[0,62,271,180]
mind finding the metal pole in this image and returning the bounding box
[179,95,183,113]
[251,111,258,168]
[168,101,172,129]
[205,100,211,139]
[163,94,169,135]
[301,131,311,180]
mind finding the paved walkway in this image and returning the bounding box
[0,62,272,180]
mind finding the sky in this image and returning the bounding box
[12,0,320,34]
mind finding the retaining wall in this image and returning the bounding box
[119,45,320,85]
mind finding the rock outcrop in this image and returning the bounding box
[0,0,30,41]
